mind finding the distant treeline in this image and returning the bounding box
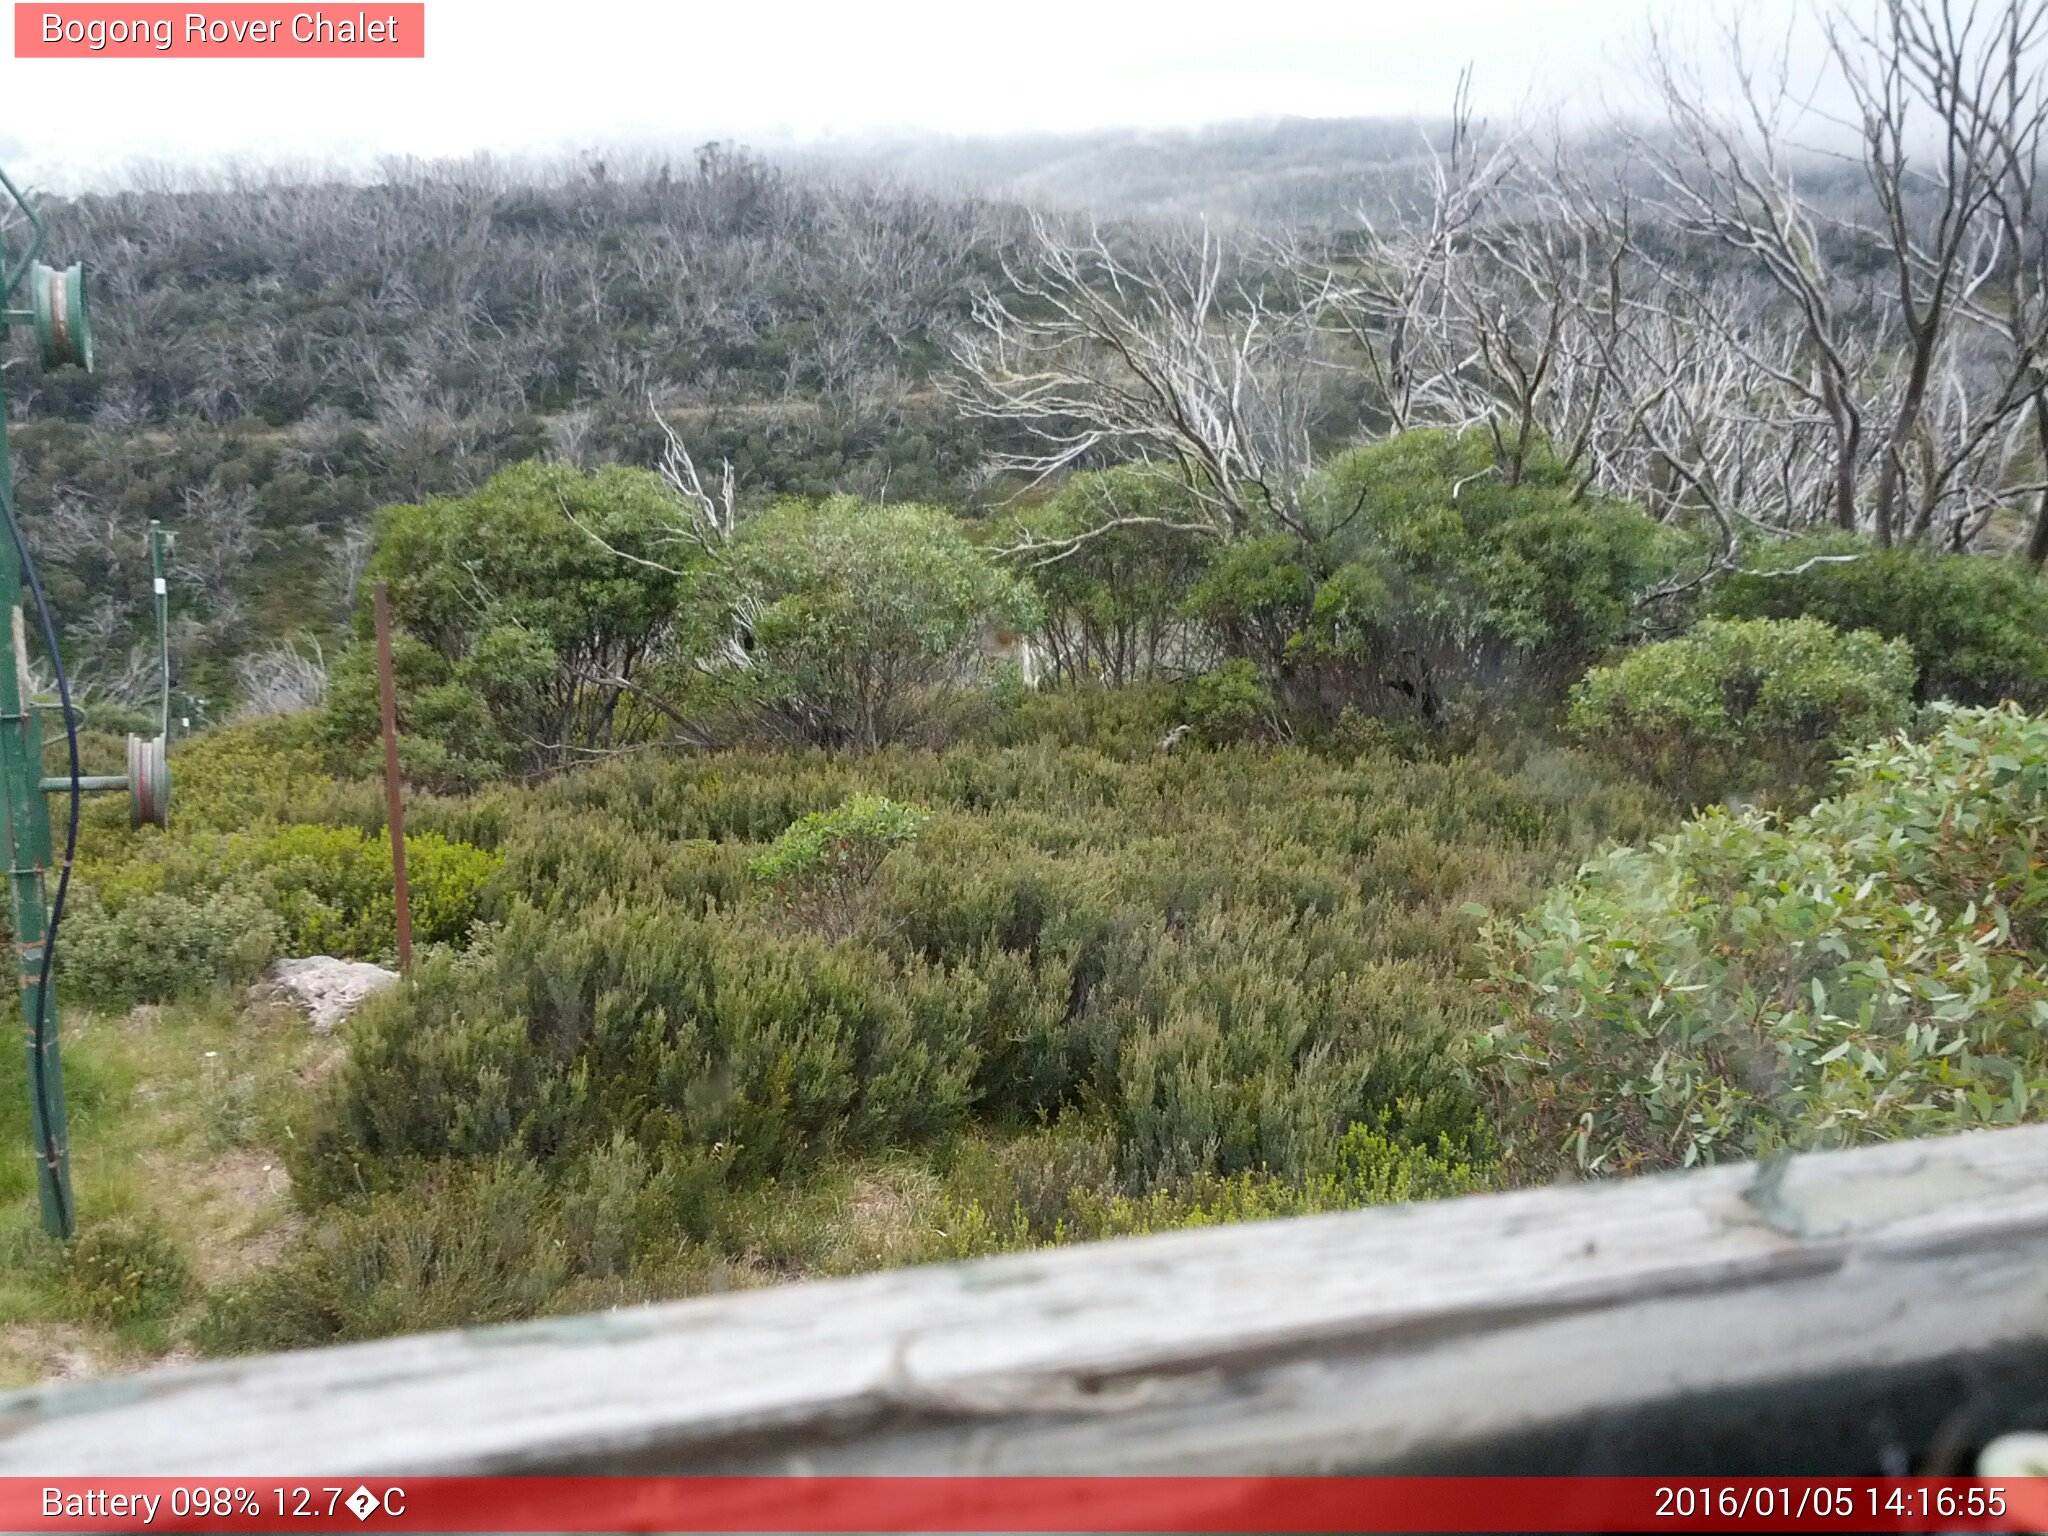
[6,146,1033,710]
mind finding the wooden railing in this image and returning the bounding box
[5,1124,2048,1476]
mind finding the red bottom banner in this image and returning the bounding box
[7,1476,2048,1533]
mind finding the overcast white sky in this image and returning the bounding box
[0,0,1811,188]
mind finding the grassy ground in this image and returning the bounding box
[0,996,1146,1382]
[0,991,337,1388]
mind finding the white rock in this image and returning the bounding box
[253,956,400,1032]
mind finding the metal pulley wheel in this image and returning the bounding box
[30,260,91,372]
[127,732,168,829]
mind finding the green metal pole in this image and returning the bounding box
[0,376,71,1238]
[149,521,168,741]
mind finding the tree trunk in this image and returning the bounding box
[2026,394,2048,569]
[1823,374,1863,536]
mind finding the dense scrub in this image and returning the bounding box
[12,150,1026,713]
[60,717,500,1004]
[1193,432,1694,724]
[31,418,2048,1363]
[175,703,1666,1349]
[22,100,2048,1384]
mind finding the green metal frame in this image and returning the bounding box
[1,173,67,1236]
[0,171,148,1238]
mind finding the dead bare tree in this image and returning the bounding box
[173,483,260,623]
[947,216,1335,554]
[233,637,329,718]
[1829,0,2038,544]
[1621,1,2048,552]
[1323,70,1519,436]
[328,526,373,615]
[1632,18,1878,537]
[558,402,759,686]
[1913,0,2048,562]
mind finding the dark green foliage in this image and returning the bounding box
[1184,535,1317,682]
[1712,540,2048,708]
[984,683,1184,756]
[1302,430,1693,709]
[1182,660,1280,744]
[1479,705,2048,1177]
[1567,617,1917,804]
[1006,469,1213,684]
[1184,432,1689,724]
[326,462,696,789]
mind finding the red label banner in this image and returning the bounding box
[4,1476,2048,1532]
[14,5,424,57]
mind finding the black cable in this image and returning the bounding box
[0,475,75,1236]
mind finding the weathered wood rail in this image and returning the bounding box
[6,1125,2048,1475]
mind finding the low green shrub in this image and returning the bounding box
[73,818,500,1002]
[1713,540,2048,707]
[62,1215,193,1325]
[1299,430,1693,716]
[153,709,1671,1347]
[1184,535,1316,687]
[200,1159,579,1351]
[748,795,931,937]
[1478,704,2048,1178]
[62,883,283,1004]
[224,824,500,957]
[985,683,1183,756]
[1182,660,1279,745]
[154,714,340,835]
[1567,616,1915,803]
[931,1110,1496,1259]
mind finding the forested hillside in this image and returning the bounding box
[8,146,1028,715]
[819,116,1469,222]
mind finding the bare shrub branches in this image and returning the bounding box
[947,216,1336,546]
[233,638,329,719]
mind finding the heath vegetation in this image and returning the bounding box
[17,0,2048,1369]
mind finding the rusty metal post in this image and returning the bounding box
[372,582,413,972]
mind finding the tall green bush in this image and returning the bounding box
[328,461,696,789]
[719,496,1040,749]
[1189,431,1690,722]
[1008,469,1213,684]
